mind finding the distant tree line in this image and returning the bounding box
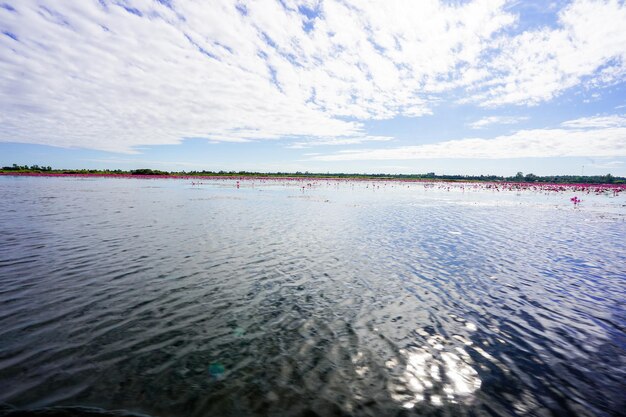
[509,171,618,184]
[1,165,623,184]
[2,164,52,171]
[129,168,168,175]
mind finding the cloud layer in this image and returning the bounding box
[468,116,528,129]
[311,115,626,160]
[0,0,625,153]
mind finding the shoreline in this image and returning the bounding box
[1,171,625,193]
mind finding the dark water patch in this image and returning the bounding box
[0,405,151,417]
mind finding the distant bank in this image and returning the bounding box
[1,169,625,191]
[1,165,624,185]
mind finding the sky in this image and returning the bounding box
[1,0,625,176]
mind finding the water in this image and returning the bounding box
[0,176,624,417]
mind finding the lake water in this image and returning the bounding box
[0,176,624,417]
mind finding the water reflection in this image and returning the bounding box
[388,332,481,409]
[0,177,624,417]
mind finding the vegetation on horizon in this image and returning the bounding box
[1,164,623,184]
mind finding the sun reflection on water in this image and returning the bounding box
[387,333,481,408]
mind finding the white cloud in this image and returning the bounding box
[470,0,626,106]
[311,115,626,160]
[468,115,528,129]
[561,114,626,128]
[286,135,393,149]
[0,0,624,153]
[0,0,364,152]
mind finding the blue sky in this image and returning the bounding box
[1,0,625,176]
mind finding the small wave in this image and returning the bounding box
[0,405,152,417]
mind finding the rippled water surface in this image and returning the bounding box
[1,176,625,417]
